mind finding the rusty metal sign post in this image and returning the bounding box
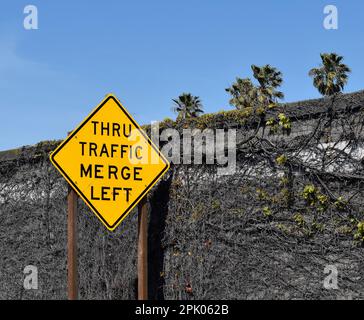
[137,196,148,300]
[67,186,78,300]
[66,190,149,300]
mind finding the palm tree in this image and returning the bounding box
[309,53,351,143]
[226,65,284,110]
[172,93,204,120]
[251,64,284,106]
[225,78,258,110]
[309,53,351,97]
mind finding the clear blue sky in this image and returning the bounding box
[1,0,363,150]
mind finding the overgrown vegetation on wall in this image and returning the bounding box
[1,90,364,299]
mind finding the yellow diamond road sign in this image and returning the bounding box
[50,94,170,231]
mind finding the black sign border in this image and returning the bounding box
[50,95,169,230]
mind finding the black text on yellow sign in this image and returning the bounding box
[50,94,170,231]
